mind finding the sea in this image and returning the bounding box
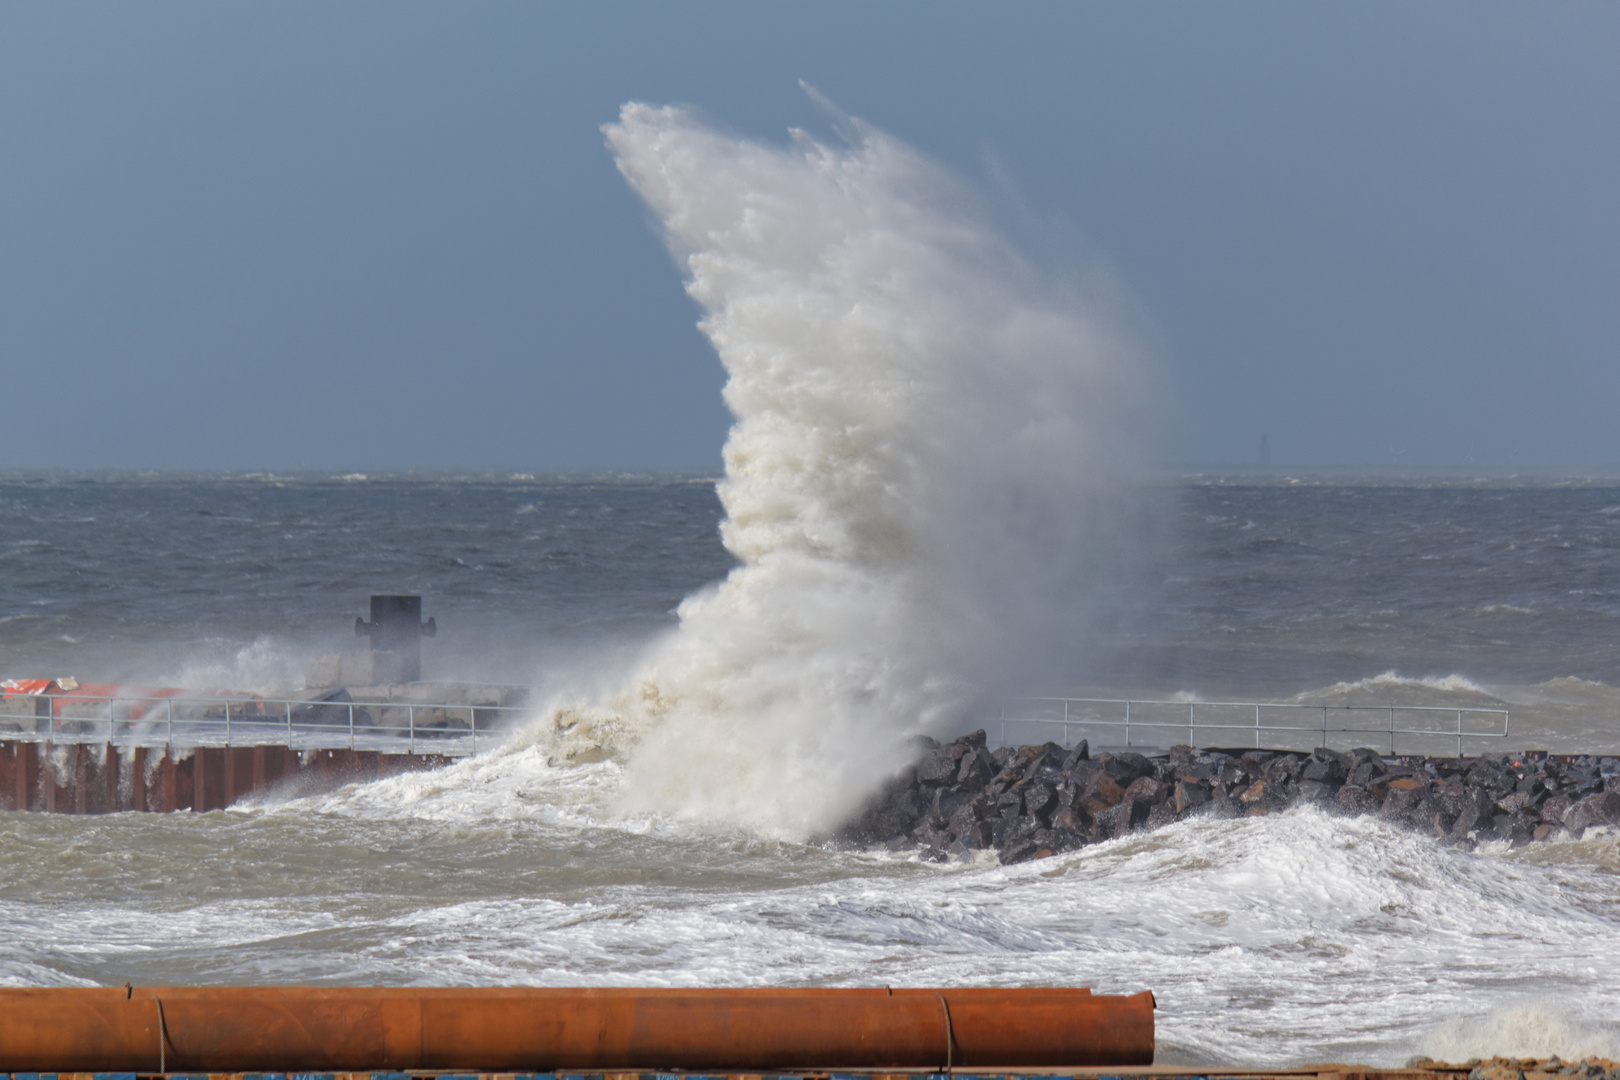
[2,471,1618,1066]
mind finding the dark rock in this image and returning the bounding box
[1121,776,1169,806]
[934,788,972,825]
[1336,785,1380,815]
[956,746,995,789]
[1034,741,1067,770]
[1381,783,1427,823]
[1051,806,1091,836]
[1540,794,1574,824]
[1078,771,1126,813]
[1433,757,1471,780]
[1029,827,1065,851]
[842,735,1620,865]
[992,814,1038,847]
[1500,811,1539,847]
[1459,808,1496,839]
[1434,781,1476,821]
[946,794,990,835]
[1264,754,1305,786]
[1050,825,1089,851]
[1059,739,1090,770]
[1090,801,1127,840]
[1174,779,1211,815]
[1304,747,1351,785]
[1296,779,1334,804]
[999,839,1045,865]
[955,819,994,849]
[1216,759,1247,790]
[1178,761,1215,783]
[1145,800,1178,831]
[1496,791,1532,815]
[1564,790,1620,834]
[1022,781,1059,822]
[1100,751,1156,784]
[916,745,959,784]
[1515,772,1547,799]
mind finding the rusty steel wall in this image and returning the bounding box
[0,741,451,814]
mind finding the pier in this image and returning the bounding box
[0,687,527,813]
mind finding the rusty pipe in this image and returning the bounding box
[0,986,1153,1071]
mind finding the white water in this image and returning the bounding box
[12,751,1620,1067]
[535,95,1155,838]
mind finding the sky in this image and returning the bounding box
[1,1,1616,472]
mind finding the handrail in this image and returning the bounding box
[998,696,1510,757]
[0,691,528,756]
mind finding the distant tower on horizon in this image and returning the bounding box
[1258,433,1271,468]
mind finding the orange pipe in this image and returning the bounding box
[0,986,1153,1071]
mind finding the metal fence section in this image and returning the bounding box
[997,696,1511,757]
[0,691,530,756]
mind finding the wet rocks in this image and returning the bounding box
[1448,1058,1620,1080]
[835,732,1620,865]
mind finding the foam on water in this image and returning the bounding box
[1420,1006,1620,1063]
[9,778,1620,1065]
[1294,671,1498,703]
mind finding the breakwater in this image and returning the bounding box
[839,732,1620,864]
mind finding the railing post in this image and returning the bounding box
[408,705,415,755]
[1000,699,1006,748]
[167,698,174,749]
[471,707,477,755]
[1063,698,1070,748]
[286,700,293,747]
[1124,700,1131,747]
[349,702,355,751]
[1456,709,1463,758]
[1321,706,1327,750]
[1189,702,1195,748]
[1255,703,1260,749]
[1389,706,1395,756]
[225,701,231,748]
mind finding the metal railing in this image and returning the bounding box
[0,691,529,756]
[998,696,1511,757]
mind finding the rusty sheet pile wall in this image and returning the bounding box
[0,743,451,813]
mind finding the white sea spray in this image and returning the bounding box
[526,96,1158,839]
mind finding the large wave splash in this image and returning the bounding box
[540,96,1156,839]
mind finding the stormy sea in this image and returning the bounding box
[3,101,1618,1066]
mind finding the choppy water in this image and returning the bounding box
[3,473,1620,1065]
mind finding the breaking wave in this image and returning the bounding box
[532,92,1158,839]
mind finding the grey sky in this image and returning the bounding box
[2,2,1616,471]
